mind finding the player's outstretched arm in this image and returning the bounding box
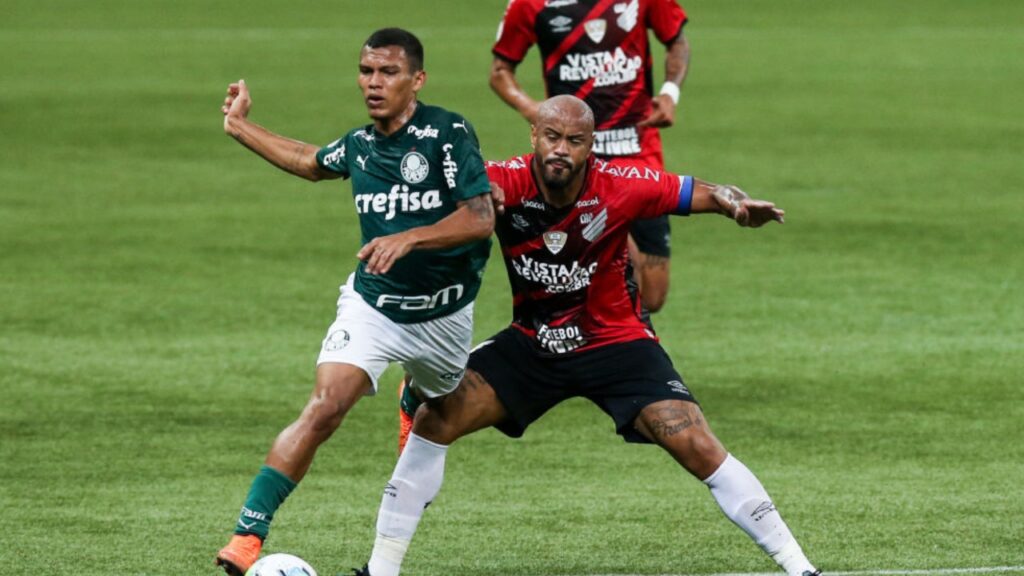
[489,57,541,125]
[221,79,338,182]
[639,31,690,128]
[689,179,785,228]
[357,193,495,275]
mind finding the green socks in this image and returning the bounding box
[234,465,297,540]
[399,380,423,419]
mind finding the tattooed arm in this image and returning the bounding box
[689,178,785,228]
[358,193,495,275]
[222,79,339,182]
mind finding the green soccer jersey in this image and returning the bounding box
[316,102,491,323]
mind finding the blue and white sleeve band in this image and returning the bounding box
[674,175,694,216]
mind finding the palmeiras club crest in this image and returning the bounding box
[543,231,568,254]
[401,151,429,184]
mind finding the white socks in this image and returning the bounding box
[367,433,448,576]
[703,454,816,576]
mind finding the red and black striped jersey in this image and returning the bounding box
[494,0,687,159]
[486,154,694,354]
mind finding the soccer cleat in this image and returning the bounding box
[350,564,371,576]
[215,534,262,576]
[802,570,822,576]
[397,378,414,454]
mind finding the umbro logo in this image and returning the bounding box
[750,500,777,521]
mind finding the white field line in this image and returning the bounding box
[585,566,1024,576]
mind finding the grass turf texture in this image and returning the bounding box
[2,0,1022,574]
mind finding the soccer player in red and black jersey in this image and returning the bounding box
[490,0,691,314]
[356,96,821,576]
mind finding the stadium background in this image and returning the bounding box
[1,0,1022,574]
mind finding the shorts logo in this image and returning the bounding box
[584,19,606,43]
[581,208,607,242]
[667,379,690,395]
[323,329,350,351]
[549,15,572,33]
[401,151,429,184]
[543,231,567,254]
[439,370,464,383]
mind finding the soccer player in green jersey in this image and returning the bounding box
[214,28,496,576]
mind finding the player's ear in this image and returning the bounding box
[412,69,426,92]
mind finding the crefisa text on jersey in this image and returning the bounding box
[354,184,443,220]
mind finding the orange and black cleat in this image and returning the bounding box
[215,534,262,576]
[398,379,414,454]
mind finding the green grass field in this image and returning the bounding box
[2,0,1023,574]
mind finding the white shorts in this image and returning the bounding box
[317,274,474,398]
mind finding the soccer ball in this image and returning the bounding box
[245,553,318,576]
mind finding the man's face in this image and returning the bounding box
[531,112,593,189]
[357,45,424,122]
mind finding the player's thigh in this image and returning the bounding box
[317,275,416,396]
[401,302,475,399]
[634,399,726,479]
[414,368,508,445]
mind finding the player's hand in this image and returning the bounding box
[637,94,676,128]
[712,185,785,227]
[357,231,417,275]
[222,79,252,135]
[490,182,506,215]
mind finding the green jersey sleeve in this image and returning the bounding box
[316,136,350,178]
[441,118,490,202]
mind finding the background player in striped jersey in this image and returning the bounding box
[490,0,691,314]
[397,0,692,451]
[356,96,820,576]
[213,28,495,575]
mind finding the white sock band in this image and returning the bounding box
[368,433,448,576]
[703,454,815,576]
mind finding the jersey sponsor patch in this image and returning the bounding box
[593,127,641,156]
[441,143,459,189]
[401,151,430,184]
[511,254,597,293]
[406,123,439,139]
[537,322,587,353]
[560,48,642,87]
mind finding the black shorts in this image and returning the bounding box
[466,328,698,444]
[630,215,671,258]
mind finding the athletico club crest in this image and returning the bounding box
[584,19,606,43]
[543,231,568,254]
[400,151,429,184]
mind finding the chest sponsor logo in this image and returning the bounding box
[376,283,464,311]
[575,197,600,208]
[542,230,567,254]
[583,18,606,43]
[511,254,598,294]
[560,48,642,87]
[581,208,607,241]
[549,15,572,33]
[614,0,639,32]
[400,151,430,184]
[322,143,346,166]
[536,322,587,354]
[593,127,641,156]
[522,199,546,210]
[407,124,439,139]
[441,143,459,189]
[355,184,443,220]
